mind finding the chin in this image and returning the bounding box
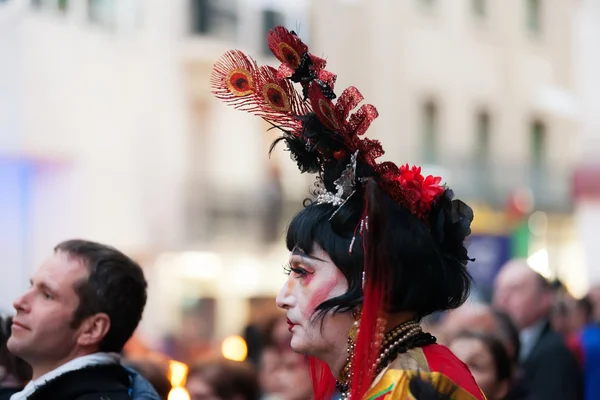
[289,335,312,355]
[6,337,24,355]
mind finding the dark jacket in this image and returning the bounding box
[505,371,535,400]
[522,322,583,400]
[0,387,23,400]
[27,364,132,400]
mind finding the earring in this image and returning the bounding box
[349,308,361,342]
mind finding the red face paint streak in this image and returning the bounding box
[303,276,339,320]
[303,272,315,286]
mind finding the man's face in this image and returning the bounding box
[493,264,550,330]
[8,251,88,367]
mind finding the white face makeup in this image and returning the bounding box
[276,244,353,356]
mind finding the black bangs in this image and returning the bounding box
[285,203,332,254]
[286,202,365,315]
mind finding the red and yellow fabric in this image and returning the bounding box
[364,344,486,400]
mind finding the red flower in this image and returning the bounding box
[421,175,444,203]
[398,164,423,189]
[393,164,444,219]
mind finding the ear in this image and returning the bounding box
[77,313,111,348]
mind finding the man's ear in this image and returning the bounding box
[77,313,111,348]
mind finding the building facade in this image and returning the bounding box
[0,0,595,347]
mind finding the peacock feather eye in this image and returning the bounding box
[226,68,254,97]
[262,83,291,112]
[278,42,301,69]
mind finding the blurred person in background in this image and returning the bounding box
[550,292,584,366]
[257,314,287,400]
[259,314,311,400]
[0,316,31,400]
[274,350,312,400]
[573,296,600,400]
[124,355,172,400]
[257,346,282,400]
[440,302,498,345]
[489,309,521,367]
[493,259,582,399]
[186,358,260,400]
[586,285,600,323]
[572,296,594,333]
[489,310,534,400]
[441,303,533,399]
[6,240,159,400]
[449,331,512,400]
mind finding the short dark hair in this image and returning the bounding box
[55,239,147,353]
[286,188,471,319]
[454,330,513,383]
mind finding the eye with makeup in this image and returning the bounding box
[282,262,312,279]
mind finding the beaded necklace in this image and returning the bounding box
[335,320,436,400]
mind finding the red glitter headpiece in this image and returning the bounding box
[211,26,445,222]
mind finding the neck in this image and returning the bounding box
[319,337,351,381]
[322,312,418,380]
[30,349,95,380]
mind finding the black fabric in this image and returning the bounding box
[0,387,23,400]
[26,364,131,400]
[522,323,583,400]
[505,372,536,400]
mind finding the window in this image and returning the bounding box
[191,0,237,41]
[57,0,67,12]
[191,0,210,34]
[472,0,486,18]
[530,120,546,167]
[88,0,115,29]
[421,101,438,164]
[262,10,285,55]
[526,0,541,33]
[476,111,490,164]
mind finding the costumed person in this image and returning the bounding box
[211,26,483,400]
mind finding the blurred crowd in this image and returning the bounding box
[429,258,599,400]
[2,256,598,400]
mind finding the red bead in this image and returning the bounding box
[333,150,347,160]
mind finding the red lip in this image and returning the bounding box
[287,318,295,332]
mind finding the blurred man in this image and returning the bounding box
[493,259,582,400]
[8,239,160,400]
